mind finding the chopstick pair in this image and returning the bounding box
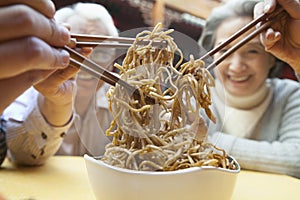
[64,46,156,104]
[70,33,134,48]
[70,33,167,48]
[202,6,285,70]
[65,33,169,104]
[66,6,284,103]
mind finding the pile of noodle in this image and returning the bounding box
[102,23,236,171]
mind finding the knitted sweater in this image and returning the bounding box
[205,78,300,178]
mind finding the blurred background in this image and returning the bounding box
[52,0,297,80]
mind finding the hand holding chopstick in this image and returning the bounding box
[64,46,156,104]
[64,32,171,104]
[254,0,300,75]
[202,6,286,70]
[66,5,285,104]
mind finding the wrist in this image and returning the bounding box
[38,94,73,127]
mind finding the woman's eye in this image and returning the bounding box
[247,49,259,54]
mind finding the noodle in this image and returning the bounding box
[102,23,236,171]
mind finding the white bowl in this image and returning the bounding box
[84,154,240,200]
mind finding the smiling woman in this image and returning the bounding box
[213,16,275,97]
[198,0,300,178]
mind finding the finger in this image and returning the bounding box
[254,2,265,19]
[43,65,79,86]
[264,28,281,49]
[0,0,55,18]
[265,28,276,41]
[259,27,281,51]
[263,0,277,13]
[0,37,69,79]
[277,0,300,19]
[0,5,70,46]
[76,47,93,57]
[259,28,274,50]
[34,65,79,95]
[0,69,54,114]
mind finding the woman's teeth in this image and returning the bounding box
[230,76,249,82]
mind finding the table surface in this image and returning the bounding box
[1,156,300,200]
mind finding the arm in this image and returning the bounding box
[209,80,300,178]
[210,132,300,178]
[254,0,300,74]
[5,57,79,166]
[4,88,74,166]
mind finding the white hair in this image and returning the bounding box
[55,2,118,37]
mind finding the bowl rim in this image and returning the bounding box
[84,154,240,175]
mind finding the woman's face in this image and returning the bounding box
[213,17,275,96]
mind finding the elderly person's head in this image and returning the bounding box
[55,3,118,116]
[55,3,117,36]
[55,3,118,68]
[198,0,279,98]
[55,3,118,96]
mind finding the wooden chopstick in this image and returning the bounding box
[69,57,116,86]
[64,46,156,104]
[71,7,284,73]
[70,33,168,49]
[71,33,135,43]
[64,46,120,86]
[74,42,132,48]
[202,6,285,71]
[70,33,134,48]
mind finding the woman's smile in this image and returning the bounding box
[213,17,275,96]
[228,74,251,82]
